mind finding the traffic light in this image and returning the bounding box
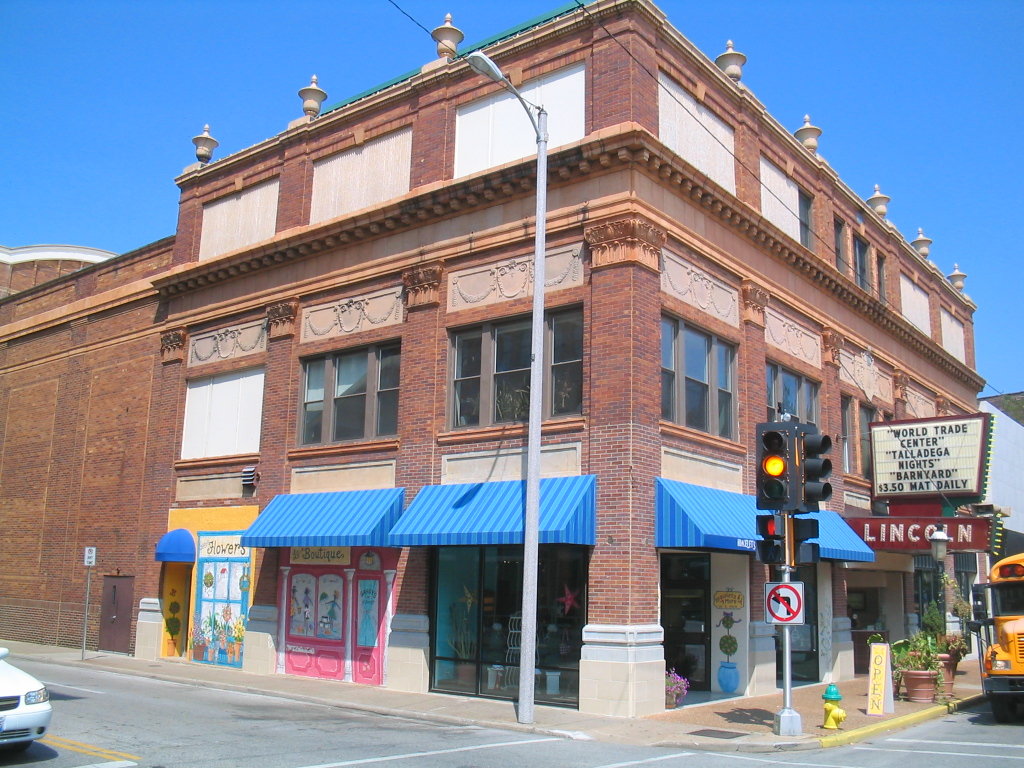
[797,425,832,513]
[756,423,798,510]
[756,513,786,564]
[789,515,820,565]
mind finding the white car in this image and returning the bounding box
[0,648,52,752]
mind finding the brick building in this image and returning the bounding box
[0,0,982,717]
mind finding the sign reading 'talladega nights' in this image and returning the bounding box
[869,413,991,501]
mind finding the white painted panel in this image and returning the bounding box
[198,178,280,261]
[899,274,931,334]
[454,63,585,178]
[310,127,413,224]
[181,367,265,459]
[658,73,736,194]
[940,307,966,362]
[759,156,800,241]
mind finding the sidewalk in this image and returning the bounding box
[3,640,985,752]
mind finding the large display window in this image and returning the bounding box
[431,545,587,706]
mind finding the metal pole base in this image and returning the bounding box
[774,706,802,737]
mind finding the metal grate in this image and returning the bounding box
[1017,634,1024,665]
[0,695,21,712]
[0,729,32,741]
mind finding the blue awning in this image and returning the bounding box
[155,528,197,562]
[386,475,596,546]
[240,488,405,548]
[655,479,874,562]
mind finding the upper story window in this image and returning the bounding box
[455,63,585,179]
[760,156,810,248]
[197,178,279,261]
[841,395,854,473]
[853,235,871,291]
[658,72,736,194]
[301,344,400,445]
[858,403,878,477]
[834,218,848,274]
[310,127,413,226]
[451,308,582,429]
[181,367,265,459]
[899,274,931,334]
[876,254,888,304]
[661,316,736,439]
[765,363,818,426]
[940,307,966,363]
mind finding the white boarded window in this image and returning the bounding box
[760,156,801,242]
[181,368,265,459]
[454,63,585,178]
[900,274,931,334]
[310,127,413,225]
[940,308,966,363]
[658,73,735,194]
[198,179,279,261]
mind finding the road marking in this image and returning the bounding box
[888,737,1024,750]
[590,753,694,767]
[855,746,1024,760]
[45,682,107,694]
[297,737,560,767]
[42,734,141,761]
[69,763,137,768]
[702,753,859,767]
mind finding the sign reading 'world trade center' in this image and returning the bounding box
[869,413,992,501]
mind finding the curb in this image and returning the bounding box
[818,693,986,749]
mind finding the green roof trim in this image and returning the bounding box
[320,1,584,117]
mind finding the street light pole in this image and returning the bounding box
[929,524,950,631]
[466,50,548,725]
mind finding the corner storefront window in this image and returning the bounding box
[431,545,588,706]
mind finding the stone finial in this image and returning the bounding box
[431,13,464,60]
[947,263,967,292]
[867,184,890,218]
[794,114,822,154]
[192,124,219,164]
[715,40,746,82]
[299,75,327,118]
[911,228,932,258]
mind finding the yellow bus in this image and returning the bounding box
[970,551,1024,722]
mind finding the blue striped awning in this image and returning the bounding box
[655,478,874,562]
[240,488,405,548]
[155,528,197,562]
[386,475,596,546]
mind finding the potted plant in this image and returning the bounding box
[893,632,942,702]
[164,600,181,656]
[448,588,477,683]
[665,668,690,708]
[936,633,969,696]
[190,620,207,661]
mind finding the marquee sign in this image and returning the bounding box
[870,414,991,501]
[847,516,991,552]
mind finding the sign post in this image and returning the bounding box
[766,577,805,736]
[82,547,96,660]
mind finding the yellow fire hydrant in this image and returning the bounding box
[822,683,846,729]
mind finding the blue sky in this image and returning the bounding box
[2,1,1021,395]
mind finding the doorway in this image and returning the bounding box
[660,553,711,690]
[98,575,134,653]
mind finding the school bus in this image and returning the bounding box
[970,551,1024,722]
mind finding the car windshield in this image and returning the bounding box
[992,582,1024,616]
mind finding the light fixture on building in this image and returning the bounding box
[192,125,219,164]
[241,466,260,487]
[929,524,950,563]
[299,75,327,118]
[715,40,746,82]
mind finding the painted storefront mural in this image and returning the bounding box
[192,532,251,667]
[714,589,744,693]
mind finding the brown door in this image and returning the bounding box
[98,575,134,653]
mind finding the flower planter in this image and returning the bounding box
[902,669,938,702]
[938,653,957,697]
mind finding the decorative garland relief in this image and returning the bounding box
[189,320,267,366]
[301,288,403,343]
[661,249,739,327]
[764,307,821,367]
[447,247,583,312]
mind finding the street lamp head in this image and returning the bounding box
[466,51,506,84]
[929,524,950,563]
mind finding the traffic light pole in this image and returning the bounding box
[774,553,801,736]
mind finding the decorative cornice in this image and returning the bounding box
[741,280,770,327]
[153,125,982,392]
[936,396,951,416]
[892,369,909,401]
[822,327,845,367]
[267,298,299,339]
[160,327,187,364]
[402,263,443,308]
[584,218,666,272]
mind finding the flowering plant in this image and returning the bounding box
[665,668,690,703]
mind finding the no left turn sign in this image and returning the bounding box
[765,581,805,625]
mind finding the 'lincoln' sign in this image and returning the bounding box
[848,516,990,552]
[870,413,991,501]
